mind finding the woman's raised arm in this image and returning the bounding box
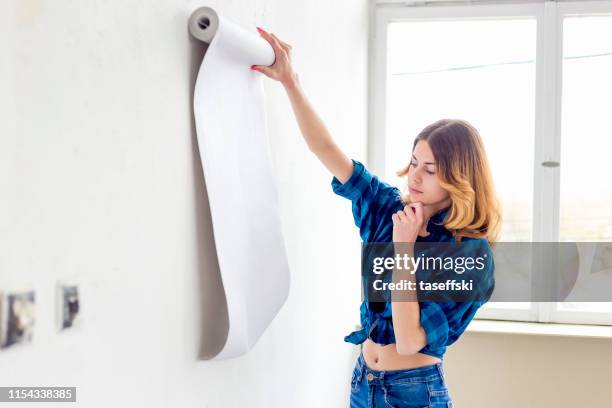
[252,27,354,184]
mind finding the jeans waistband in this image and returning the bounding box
[356,350,444,385]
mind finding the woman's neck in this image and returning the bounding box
[419,199,452,236]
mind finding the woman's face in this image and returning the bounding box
[407,140,451,206]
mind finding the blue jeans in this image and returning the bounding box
[349,351,454,408]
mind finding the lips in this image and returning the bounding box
[409,187,423,194]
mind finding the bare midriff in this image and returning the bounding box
[362,338,441,371]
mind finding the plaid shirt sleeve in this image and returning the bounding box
[418,301,451,350]
[331,159,399,241]
[418,239,495,352]
[419,300,488,352]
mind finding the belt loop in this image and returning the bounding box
[436,362,444,379]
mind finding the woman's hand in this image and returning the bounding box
[392,202,425,243]
[251,27,297,88]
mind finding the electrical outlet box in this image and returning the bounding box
[57,281,81,331]
[0,290,36,349]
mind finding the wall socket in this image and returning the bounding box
[0,290,36,349]
[57,282,80,331]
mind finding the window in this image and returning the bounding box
[553,9,612,324]
[372,0,612,325]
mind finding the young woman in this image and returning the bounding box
[252,27,501,408]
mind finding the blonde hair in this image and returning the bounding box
[396,119,502,245]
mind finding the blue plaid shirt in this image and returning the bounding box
[331,158,494,360]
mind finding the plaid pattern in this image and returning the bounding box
[331,158,492,359]
[331,159,402,243]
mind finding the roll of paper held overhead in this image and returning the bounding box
[188,7,290,361]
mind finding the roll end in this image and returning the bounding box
[188,6,219,44]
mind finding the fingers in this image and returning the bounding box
[392,213,399,224]
[251,65,273,76]
[270,33,292,52]
[403,205,416,223]
[257,27,292,57]
[397,209,407,223]
[393,204,425,226]
[408,203,424,224]
[256,27,285,55]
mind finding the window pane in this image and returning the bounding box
[559,16,612,242]
[386,19,536,242]
[558,15,612,314]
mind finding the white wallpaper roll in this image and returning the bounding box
[188,7,290,360]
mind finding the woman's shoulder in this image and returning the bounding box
[455,235,492,250]
[457,236,494,260]
[457,235,489,243]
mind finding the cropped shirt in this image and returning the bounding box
[331,158,495,360]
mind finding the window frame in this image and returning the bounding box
[371,0,612,326]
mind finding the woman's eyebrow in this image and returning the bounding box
[412,154,435,165]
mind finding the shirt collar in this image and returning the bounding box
[429,207,450,228]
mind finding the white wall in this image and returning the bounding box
[0,0,370,406]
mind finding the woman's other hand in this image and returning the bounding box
[392,203,425,243]
[251,27,298,88]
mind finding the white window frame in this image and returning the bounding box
[370,0,612,326]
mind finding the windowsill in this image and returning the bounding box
[466,319,612,339]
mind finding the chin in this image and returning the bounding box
[409,195,429,204]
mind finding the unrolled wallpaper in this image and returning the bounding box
[188,6,290,360]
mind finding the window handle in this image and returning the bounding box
[541,160,560,167]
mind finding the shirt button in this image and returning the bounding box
[366,373,374,381]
